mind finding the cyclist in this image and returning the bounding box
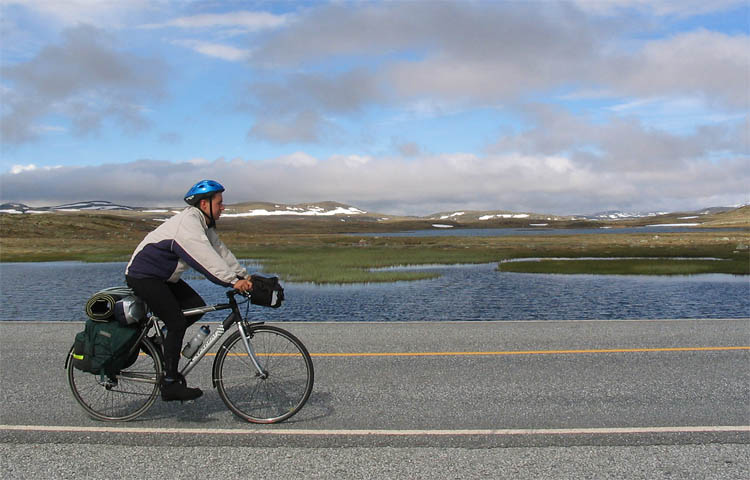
[125,180,252,401]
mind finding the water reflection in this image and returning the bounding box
[0,261,747,322]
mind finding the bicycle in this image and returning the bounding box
[65,289,314,424]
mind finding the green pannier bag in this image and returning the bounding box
[72,319,140,377]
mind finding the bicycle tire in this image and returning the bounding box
[213,325,314,424]
[67,337,163,422]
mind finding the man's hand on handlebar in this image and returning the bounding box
[233,278,253,293]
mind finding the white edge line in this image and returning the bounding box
[1,425,748,436]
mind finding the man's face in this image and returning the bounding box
[200,193,225,221]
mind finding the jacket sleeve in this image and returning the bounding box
[207,229,248,279]
[170,211,242,287]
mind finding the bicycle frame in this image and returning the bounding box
[147,290,266,379]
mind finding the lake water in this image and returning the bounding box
[1,261,748,322]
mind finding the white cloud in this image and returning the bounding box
[172,39,249,61]
[606,30,750,109]
[545,156,575,174]
[186,158,211,166]
[1,25,167,145]
[490,103,748,171]
[8,0,157,27]
[10,164,38,174]
[143,11,288,31]
[276,152,318,167]
[242,2,747,145]
[331,154,371,168]
[248,110,340,144]
[3,149,746,215]
[608,96,746,133]
[573,0,745,17]
[10,164,62,174]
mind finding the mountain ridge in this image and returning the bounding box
[1,200,747,226]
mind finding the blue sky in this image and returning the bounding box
[1,0,748,215]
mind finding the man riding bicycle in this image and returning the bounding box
[125,180,252,401]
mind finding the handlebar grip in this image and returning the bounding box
[226,288,250,298]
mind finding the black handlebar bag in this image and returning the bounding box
[250,275,285,308]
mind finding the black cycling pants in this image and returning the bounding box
[125,276,205,378]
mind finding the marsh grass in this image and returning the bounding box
[1,210,748,282]
[233,245,498,283]
[231,235,749,282]
[0,239,134,262]
[498,258,747,275]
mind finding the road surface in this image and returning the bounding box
[1,319,748,479]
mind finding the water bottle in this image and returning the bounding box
[182,325,210,358]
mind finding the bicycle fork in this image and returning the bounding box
[237,321,268,379]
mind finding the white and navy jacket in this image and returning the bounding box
[126,207,247,287]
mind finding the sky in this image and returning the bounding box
[0,0,748,216]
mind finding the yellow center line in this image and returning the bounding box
[159,346,749,358]
[308,346,750,357]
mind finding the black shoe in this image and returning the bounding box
[160,378,202,402]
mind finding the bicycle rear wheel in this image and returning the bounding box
[214,325,314,424]
[67,337,163,421]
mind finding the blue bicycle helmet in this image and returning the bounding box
[184,180,225,206]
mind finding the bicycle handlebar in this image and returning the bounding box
[226,288,250,298]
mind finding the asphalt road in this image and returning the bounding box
[1,319,749,479]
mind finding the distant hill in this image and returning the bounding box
[224,201,370,218]
[0,200,138,213]
[583,206,741,220]
[426,210,573,223]
[1,200,747,229]
[585,210,670,220]
[0,200,371,216]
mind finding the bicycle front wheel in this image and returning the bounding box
[214,325,314,424]
[67,337,163,422]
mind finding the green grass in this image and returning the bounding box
[233,245,502,283]
[232,239,749,282]
[498,258,748,275]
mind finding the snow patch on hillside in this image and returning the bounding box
[223,206,367,217]
[479,213,530,220]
